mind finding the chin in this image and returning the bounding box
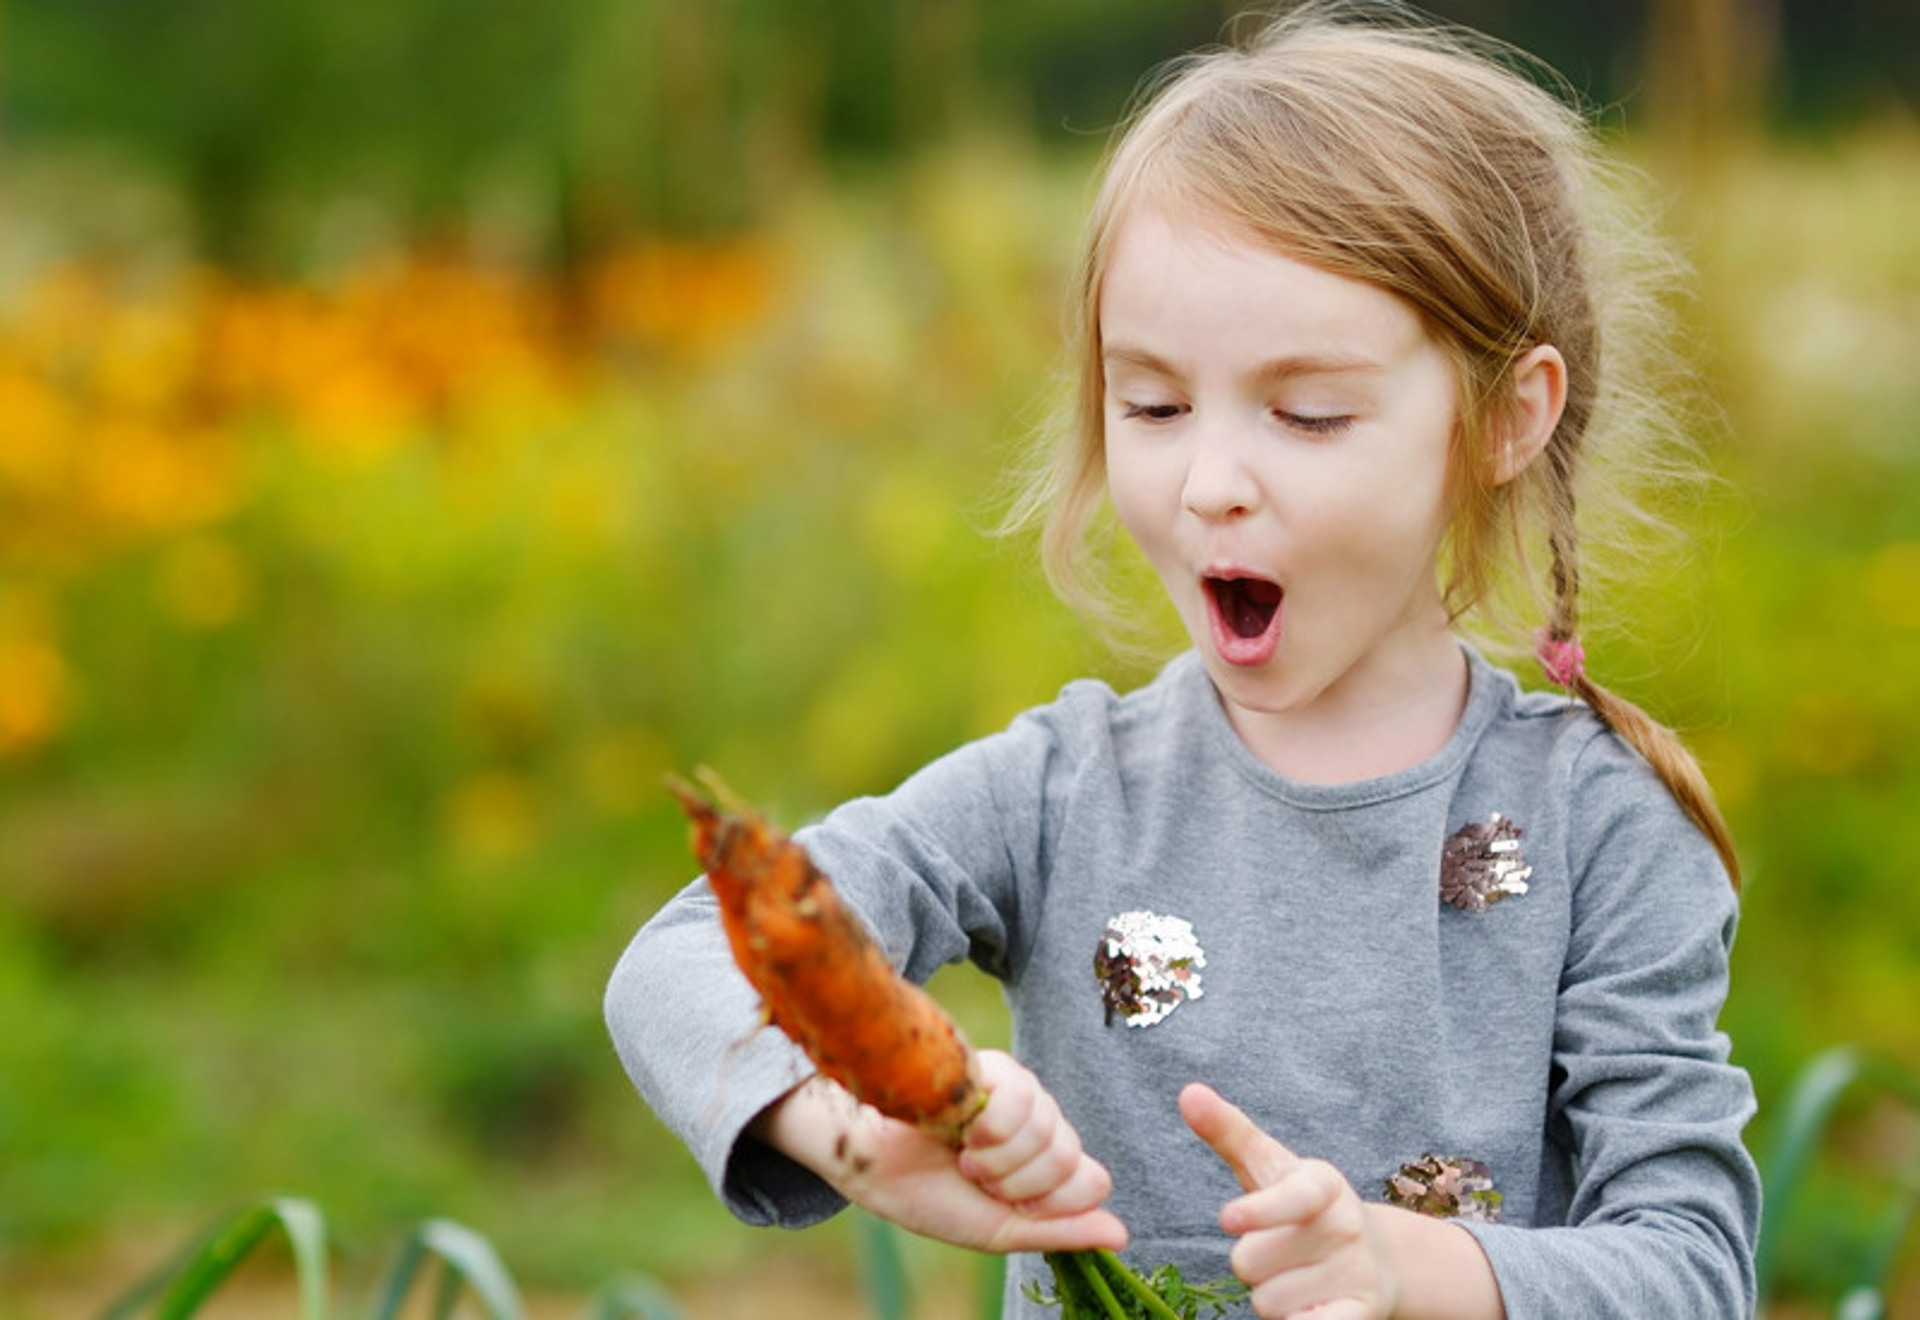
[1201,653,1304,711]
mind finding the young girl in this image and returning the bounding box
[606,5,1761,1316]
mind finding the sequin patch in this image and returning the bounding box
[1440,812,1533,912]
[1384,1154,1503,1222]
[1094,910,1206,1028]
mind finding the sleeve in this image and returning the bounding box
[1462,729,1762,1318]
[602,703,1072,1229]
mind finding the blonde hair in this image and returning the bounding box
[1010,1,1740,884]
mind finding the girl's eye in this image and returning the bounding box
[1121,401,1186,422]
[1277,410,1353,436]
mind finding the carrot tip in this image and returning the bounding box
[663,771,705,812]
[673,770,988,1145]
[666,765,757,821]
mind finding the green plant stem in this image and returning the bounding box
[1042,1252,1096,1318]
[1092,1250,1187,1320]
[1071,1251,1130,1318]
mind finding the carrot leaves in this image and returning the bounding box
[1030,1251,1246,1320]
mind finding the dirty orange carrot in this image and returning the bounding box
[669,770,984,1144]
[670,772,1245,1318]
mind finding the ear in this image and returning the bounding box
[1489,344,1567,486]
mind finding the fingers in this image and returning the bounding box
[1225,1160,1351,1245]
[1179,1081,1299,1192]
[1241,1244,1379,1320]
[963,1049,1052,1159]
[961,1050,1108,1209]
[1013,1144,1116,1219]
[1224,1163,1363,1267]
[1254,1294,1374,1320]
[985,1205,1130,1256]
[949,1051,1129,1255]
[1180,1081,1395,1316]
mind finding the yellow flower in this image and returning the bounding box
[0,639,67,757]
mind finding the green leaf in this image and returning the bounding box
[1035,1251,1245,1320]
[1756,1045,1920,1308]
[373,1217,525,1320]
[101,1196,330,1320]
[856,1211,912,1320]
[582,1272,687,1320]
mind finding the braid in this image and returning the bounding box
[1541,474,1742,888]
[1546,505,1580,643]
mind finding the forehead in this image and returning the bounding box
[1097,204,1433,365]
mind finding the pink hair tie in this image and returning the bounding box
[1536,632,1586,688]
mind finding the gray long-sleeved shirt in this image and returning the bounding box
[606,645,1761,1317]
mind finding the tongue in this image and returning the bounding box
[1220,578,1281,638]
[1206,577,1283,668]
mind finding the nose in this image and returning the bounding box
[1180,421,1260,522]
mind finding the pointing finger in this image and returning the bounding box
[1179,1081,1298,1192]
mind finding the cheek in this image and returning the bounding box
[1294,455,1451,584]
[1102,444,1165,545]
[1354,476,1454,586]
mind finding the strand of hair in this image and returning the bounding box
[1571,674,1743,889]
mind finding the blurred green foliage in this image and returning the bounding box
[1,2,1918,1315]
[9,0,1915,265]
[0,130,1103,1305]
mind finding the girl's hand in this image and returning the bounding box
[1180,1083,1505,1320]
[1180,1082,1398,1319]
[958,1049,1119,1225]
[754,1050,1127,1256]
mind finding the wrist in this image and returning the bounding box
[1364,1204,1504,1320]
[749,1076,861,1180]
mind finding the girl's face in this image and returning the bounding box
[1100,204,1465,753]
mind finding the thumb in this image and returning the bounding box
[1179,1082,1298,1192]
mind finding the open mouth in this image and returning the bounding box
[1204,574,1283,665]
[1208,575,1281,638]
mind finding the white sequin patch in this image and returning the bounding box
[1094,909,1206,1028]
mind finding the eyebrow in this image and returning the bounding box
[1101,344,1386,380]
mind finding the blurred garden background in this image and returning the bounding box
[2,0,1918,1314]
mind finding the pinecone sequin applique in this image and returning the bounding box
[1440,812,1532,913]
[1094,910,1206,1028]
[1384,1154,1503,1223]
